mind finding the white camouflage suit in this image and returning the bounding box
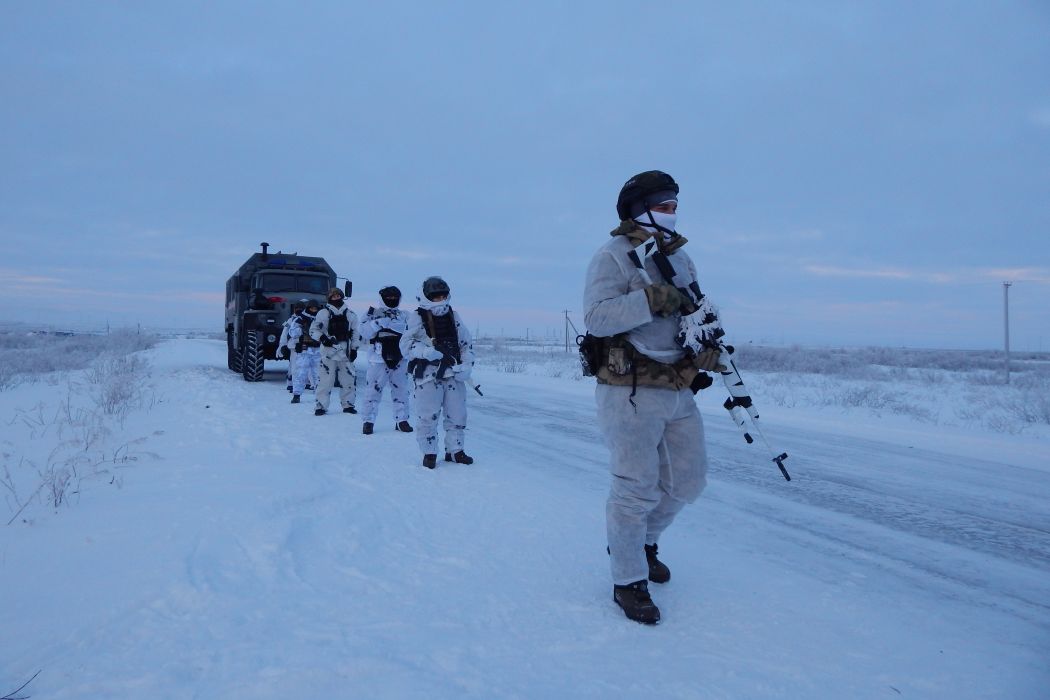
[310,302,360,412]
[358,303,411,424]
[287,311,320,396]
[279,317,293,389]
[399,300,475,456]
[584,222,709,587]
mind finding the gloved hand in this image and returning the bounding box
[693,347,725,372]
[279,346,290,360]
[294,341,304,353]
[423,346,444,362]
[320,335,335,348]
[644,284,685,317]
[454,363,472,381]
[689,371,714,394]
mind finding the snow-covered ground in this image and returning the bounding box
[2,338,1049,699]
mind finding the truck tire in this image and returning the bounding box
[242,330,265,381]
[227,331,241,372]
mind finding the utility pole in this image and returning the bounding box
[563,310,570,353]
[1003,282,1012,384]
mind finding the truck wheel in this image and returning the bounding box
[227,331,241,372]
[242,331,265,381]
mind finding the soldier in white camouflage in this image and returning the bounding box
[359,285,413,435]
[400,276,475,470]
[583,170,724,625]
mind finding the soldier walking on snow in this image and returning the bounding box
[280,299,307,393]
[583,170,724,625]
[289,299,322,404]
[311,287,360,416]
[400,276,475,469]
[358,285,413,435]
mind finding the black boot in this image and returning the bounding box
[444,451,474,465]
[362,422,373,435]
[314,408,326,416]
[613,580,660,624]
[422,454,437,469]
[395,421,414,433]
[290,395,300,404]
[343,405,357,414]
[645,543,671,584]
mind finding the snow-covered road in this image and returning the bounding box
[2,339,1048,699]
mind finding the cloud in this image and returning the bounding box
[977,267,1050,283]
[803,264,1050,285]
[802,264,936,281]
[375,247,433,261]
[722,228,825,245]
[1030,107,1050,129]
[373,246,555,268]
[0,269,65,286]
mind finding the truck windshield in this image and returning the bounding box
[298,276,329,293]
[258,275,330,294]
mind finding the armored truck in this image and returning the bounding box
[225,242,350,381]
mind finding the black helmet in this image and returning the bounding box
[293,298,309,311]
[616,170,679,221]
[422,276,450,301]
[305,298,321,312]
[379,285,402,308]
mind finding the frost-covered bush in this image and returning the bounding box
[2,330,157,521]
[87,353,153,422]
[731,343,1050,377]
[0,329,157,391]
[474,341,586,377]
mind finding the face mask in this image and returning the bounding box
[419,295,450,316]
[328,297,344,308]
[636,210,677,236]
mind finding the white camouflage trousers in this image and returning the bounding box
[286,349,296,388]
[596,384,708,586]
[413,377,467,456]
[361,361,411,423]
[292,348,320,395]
[315,344,357,411]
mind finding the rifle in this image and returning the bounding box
[627,237,791,481]
[460,372,484,396]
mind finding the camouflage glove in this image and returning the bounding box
[644,284,685,317]
[693,347,726,373]
[320,335,335,348]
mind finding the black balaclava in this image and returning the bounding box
[379,286,402,309]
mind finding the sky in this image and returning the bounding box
[2,1,1049,350]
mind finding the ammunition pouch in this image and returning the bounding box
[374,332,404,369]
[408,356,452,380]
[583,333,715,393]
[577,333,603,377]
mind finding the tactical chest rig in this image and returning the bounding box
[326,306,352,343]
[367,307,405,369]
[297,314,320,349]
[408,308,460,380]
